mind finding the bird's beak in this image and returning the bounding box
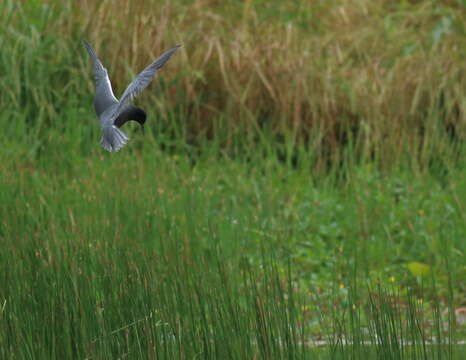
[141,125,145,135]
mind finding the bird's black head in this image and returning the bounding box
[133,107,146,128]
[114,105,146,133]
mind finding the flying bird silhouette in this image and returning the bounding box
[83,40,180,151]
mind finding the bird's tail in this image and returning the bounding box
[101,125,129,152]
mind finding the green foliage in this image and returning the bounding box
[1,143,465,358]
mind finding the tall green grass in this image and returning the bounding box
[0,0,465,358]
[1,145,465,358]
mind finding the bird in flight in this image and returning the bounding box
[83,40,180,152]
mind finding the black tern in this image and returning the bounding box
[83,40,180,152]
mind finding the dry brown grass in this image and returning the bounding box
[3,0,466,165]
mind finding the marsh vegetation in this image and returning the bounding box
[1,0,465,358]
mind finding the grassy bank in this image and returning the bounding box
[1,0,465,169]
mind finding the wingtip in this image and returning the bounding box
[83,39,93,53]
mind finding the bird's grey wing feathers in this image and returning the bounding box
[110,45,181,123]
[83,40,118,108]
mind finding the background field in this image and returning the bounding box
[1,0,465,358]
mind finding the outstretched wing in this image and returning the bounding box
[110,45,181,123]
[83,40,118,114]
